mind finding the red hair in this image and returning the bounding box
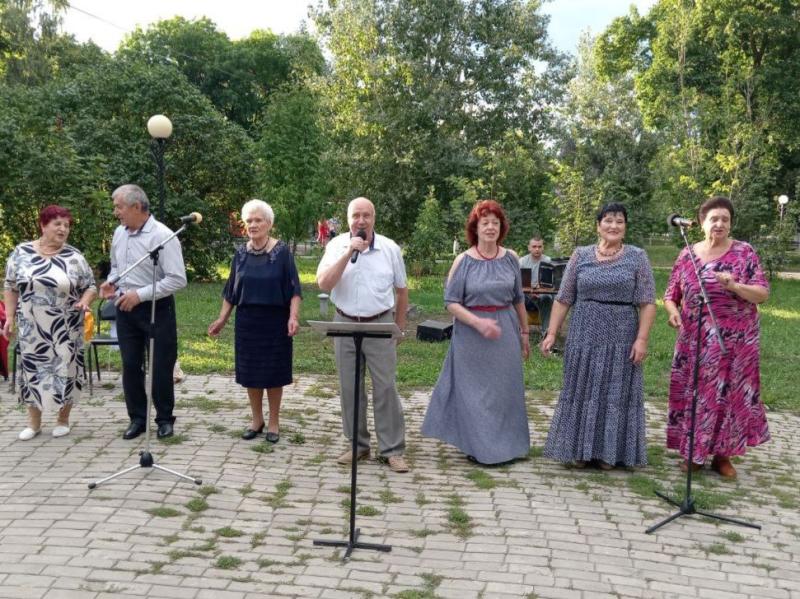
[465,199,509,246]
[39,205,73,228]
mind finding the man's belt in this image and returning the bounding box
[335,307,391,322]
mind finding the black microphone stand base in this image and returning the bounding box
[313,529,391,560]
[88,228,202,491]
[646,491,761,534]
[645,221,759,535]
[88,450,202,489]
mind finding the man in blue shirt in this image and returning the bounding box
[99,184,187,440]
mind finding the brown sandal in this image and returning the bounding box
[711,456,737,478]
[680,460,703,473]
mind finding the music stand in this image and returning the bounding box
[308,319,400,559]
[88,224,202,490]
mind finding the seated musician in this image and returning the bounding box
[519,235,553,337]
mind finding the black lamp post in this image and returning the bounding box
[147,114,173,220]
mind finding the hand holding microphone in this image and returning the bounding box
[350,229,367,263]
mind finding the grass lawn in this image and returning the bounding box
[91,251,800,413]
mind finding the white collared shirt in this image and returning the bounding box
[108,215,187,302]
[317,232,407,316]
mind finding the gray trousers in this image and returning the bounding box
[333,312,406,457]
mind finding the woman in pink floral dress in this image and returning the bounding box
[664,196,770,478]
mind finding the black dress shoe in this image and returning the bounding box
[265,431,279,443]
[241,424,264,440]
[123,422,146,440]
[157,422,174,439]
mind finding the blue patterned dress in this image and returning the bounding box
[543,245,655,466]
[422,252,530,464]
[4,243,96,413]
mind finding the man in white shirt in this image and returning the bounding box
[519,235,553,337]
[316,197,410,473]
[99,184,187,440]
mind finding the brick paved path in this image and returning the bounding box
[0,374,798,599]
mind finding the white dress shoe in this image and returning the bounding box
[18,427,41,441]
[52,425,71,438]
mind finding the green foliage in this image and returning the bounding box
[0,56,258,279]
[256,83,330,250]
[595,0,800,241]
[758,201,800,280]
[404,189,449,275]
[117,17,324,133]
[214,555,243,569]
[0,0,72,85]
[313,0,566,242]
[553,33,658,252]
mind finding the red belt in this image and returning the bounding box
[468,305,509,312]
[336,307,391,322]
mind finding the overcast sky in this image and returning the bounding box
[61,0,657,56]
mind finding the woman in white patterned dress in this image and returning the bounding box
[3,205,96,440]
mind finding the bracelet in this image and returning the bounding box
[520,331,529,335]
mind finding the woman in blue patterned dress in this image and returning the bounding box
[208,199,302,442]
[422,200,530,465]
[540,203,656,469]
[3,205,96,440]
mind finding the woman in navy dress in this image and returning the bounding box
[208,200,302,442]
[540,203,656,469]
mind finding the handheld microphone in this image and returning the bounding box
[179,212,203,225]
[350,229,367,263]
[667,214,694,228]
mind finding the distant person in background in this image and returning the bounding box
[541,202,656,470]
[3,205,96,440]
[208,199,302,443]
[327,217,339,240]
[519,235,553,337]
[316,219,330,248]
[664,196,770,478]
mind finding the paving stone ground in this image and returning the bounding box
[0,372,798,599]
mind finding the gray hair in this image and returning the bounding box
[112,184,150,212]
[241,199,274,224]
[347,196,374,220]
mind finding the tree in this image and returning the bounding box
[0,60,256,278]
[256,83,330,251]
[595,0,800,240]
[405,188,449,274]
[552,33,659,249]
[313,0,567,241]
[118,18,325,134]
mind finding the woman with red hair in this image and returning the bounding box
[2,205,96,440]
[422,200,530,465]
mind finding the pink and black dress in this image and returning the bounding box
[665,241,770,463]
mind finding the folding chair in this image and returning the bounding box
[86,300,120,394]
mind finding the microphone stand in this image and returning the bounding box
[646,223,758,533]
[89,223,202,489]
